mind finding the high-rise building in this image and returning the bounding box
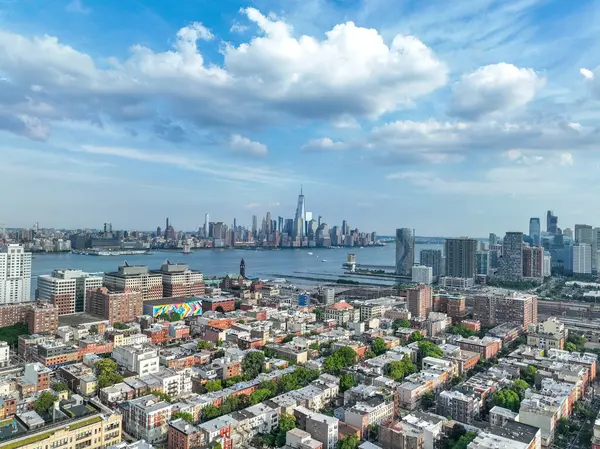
[522,245,544,278]
[575,224,594,244]
[543,251,552,277]
[252,215,258,237]
[546,210,558,235]
[0,244,32,304]
[278,216,284,233]
[408,284,432,321]
[573,243,592,275]
[499,232,524,280]
[104,222,113,234]
[203,213,209,238]
[489,233,498,246]
[563,228,573,239]
[529,218,541,246]
[104,263,163,300]
[412,266,433,285]
[444,238,477,279]
[476,250,490,275]
[154,262,205,297]
[420,249,442,278]
[395,228,415,276]
[86,287,144,324]
[37,269,103,315]
[474,292,538,328]
[295,186,306,237]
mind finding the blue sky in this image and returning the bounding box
[1,0,600,236]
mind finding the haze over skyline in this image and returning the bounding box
[1,0,599,235]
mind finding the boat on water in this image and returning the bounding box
[308,252,314,255]
[322,259,328,262]
[182,245,191,254]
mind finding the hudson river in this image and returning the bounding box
[31,244,443,292]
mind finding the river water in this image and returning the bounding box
[31,244,443,292]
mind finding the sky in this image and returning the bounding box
[1,0,600,236]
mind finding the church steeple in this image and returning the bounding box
[240,258,246,278]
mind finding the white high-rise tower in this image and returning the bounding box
[295,185,306,237]
[204,213,209,238]
[0,244,32,304]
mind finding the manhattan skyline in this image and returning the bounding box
[0,0,599,235]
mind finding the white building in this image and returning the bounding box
[37,269,103,315]
[125,395,172,444]
[573,244,592,275]
[412,266,433,285]
[0,244,32,304]
[543,252,552,277]
[323,288,335,305]
[112,345,160,375]
[0,342,9,367]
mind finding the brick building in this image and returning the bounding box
[201,297,236,313]
[86,287,144,324]
[155,262,205,298]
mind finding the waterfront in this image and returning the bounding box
[30,243,443,292]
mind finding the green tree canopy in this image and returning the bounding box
[197,340,214,350]
[372,338,388,356]
[323,347,357,374]
[393,319,411,330]
[51,381,68,392]
[205,380,223,392]
[565,342,577,352]
[521,365,537,386]
[388,357,417,382]
[492,389,521,412]
[340,374,357,392]
[276,413,297,446]
[34,391,57,414]
[242,351,266,379]
[418,341,443,358]
[510,379,530,400]
[409,331,424,342]
[421,391,435,409]
[151,390,174,403]
[337,435,360,449]
[172,411,194,424]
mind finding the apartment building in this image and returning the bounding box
[104,263,163,300]
[344,396,395,437]
[25,302,59,334]
[437,390,479,423]
[457,336,502,360]
[112,345,160,375]
[379,412,444,449]
[86,287,144,324]
[37,269,102,314]
[154,262,205,297]
[474,292,538,328]
[125,394,173,444]
[0,402,121,449]
[324,301,359,326]
[0,244,31,304]
[294,406,339,449]
[527,317,566,350]
[407,285,432,319]
[469,422,541,449]
[168,418,203,449]
[397,365,453,410]
[432,293,466,324]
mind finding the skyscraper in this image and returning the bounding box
[499,232,524,280]
[444,238,478,279]
[420,249,442,278]
[489,233,498,246]
[547,210,558,235]
[295,186,306,237]
[252,215,258,237]
[572,243,592,275]
[395,228,415,276]
[0,244,32,304]
[204,213,209,238]
[529,218,541,246]
[523,245,544,278]
[574,224,593,244]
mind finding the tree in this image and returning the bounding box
[276,413,296,447]
[409,331,424,342]
[215,306,225,314]
[113,322,130,330]
[98,371,123,388]
[557,417,570,436]
[418,341,443,358]
[152,390,173,403]
[340,374,357,392]
[323,347,357,374]
[96,358,118,374]
[492,389,521,412]
[205,380,223,392]
[421,391,435,409]
[337,435,360,449]
[388,357,417,382]
[52,381,68,392]
[172,411,195,424]
[197,340,214,350]
[282,334,295,343]
[259,380,279,397]
[450,376,465,387]
[372,338,388,356]
[34,391,57,414]
[449,324,476,338]
[521,365,537,386]
[567,333,586,352]
[510,379,530,400]
[565,342,577,352]
[242,351,266,379]
[250,388,271,405]
[393,319,411,330]
[314,308,323,321]
[202,404,222,421]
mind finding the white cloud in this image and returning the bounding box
[229,134,268,156]
[0,8,447,141]
[449,63,545,119]
[300,137,346,152]
[580,68,595,80]
[560,152,574,166]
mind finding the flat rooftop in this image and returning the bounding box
[143,297,203,306]
[58,313,108,327]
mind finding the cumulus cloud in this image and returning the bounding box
[300,137,346,152]
[449,63,545,120]
[0,8,447,140]
[229,134,268,156]
[580,68,594,80]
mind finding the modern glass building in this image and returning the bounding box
[395,228,415,276]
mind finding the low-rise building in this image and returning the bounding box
[124,394,173,444]
[324,302,359,326]
[112,345,160,375]
[457,336,501,360]
[294,406,339,449]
